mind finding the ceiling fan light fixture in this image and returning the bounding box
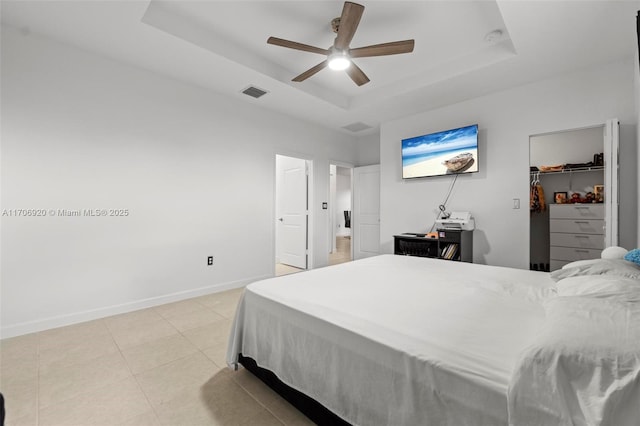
[267,1,414,85]
[328,51,351,70]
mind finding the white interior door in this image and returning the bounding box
[277,155,308,269]
[604,118,619,247]
[353,164,380,260]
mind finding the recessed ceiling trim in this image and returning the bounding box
[141,0,350,110]
[350,38,517,111]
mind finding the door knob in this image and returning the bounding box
[278,218,283,222]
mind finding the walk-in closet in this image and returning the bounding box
[529,123,619,272]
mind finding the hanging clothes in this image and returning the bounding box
[530,173,546,213]
[535,183,546,212]
[530,184,540,212]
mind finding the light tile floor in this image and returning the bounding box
[329,236,351,266]
[275,235,351,277]
[274,263,304,277]
[0,288,314,426]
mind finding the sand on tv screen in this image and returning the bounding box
[401,124,478,179]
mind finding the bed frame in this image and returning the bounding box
[238,354,350,425]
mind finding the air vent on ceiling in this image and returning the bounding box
[342,122,373,132]
[241,85,268,99]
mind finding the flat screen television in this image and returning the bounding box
[401,124,478,179]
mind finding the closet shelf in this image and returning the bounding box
[530,165,604,176]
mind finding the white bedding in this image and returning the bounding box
[508,260,640,426]
[227,255,555,425]
[508,296,640,426]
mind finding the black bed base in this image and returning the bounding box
[238,354,351,426]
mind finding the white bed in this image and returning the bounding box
[226,254,640,426]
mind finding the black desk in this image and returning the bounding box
[393,230,473,262]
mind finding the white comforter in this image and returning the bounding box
[508,275,640,426]
[227,255,555,426]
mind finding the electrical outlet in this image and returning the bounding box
[207,256,213,266]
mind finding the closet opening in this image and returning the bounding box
[529,122,618,272]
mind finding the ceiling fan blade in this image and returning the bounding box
[292,60,329,82]
[334,2,365,50]
[267,37,330,55]
[346,61,370,86]
[350,40,415,58]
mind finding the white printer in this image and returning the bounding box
[435,211,475,231]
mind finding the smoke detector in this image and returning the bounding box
[484,29,503,43]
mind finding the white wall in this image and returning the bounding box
[0,28,357,337]
[530,126,604,167]
[355,132,381,166]
[380,58,637,268]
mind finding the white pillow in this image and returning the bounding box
[601,246,628,259]
[556,275,640,299]
[551,258,640,281]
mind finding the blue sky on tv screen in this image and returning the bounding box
[402,125,477,163]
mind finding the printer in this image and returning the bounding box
[435,211,475,231]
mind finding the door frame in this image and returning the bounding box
[603,118,619,247]
[528,119,620,266]
[274,152,314,274]
[329,161,354,259]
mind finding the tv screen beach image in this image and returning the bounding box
[402,125,478,179]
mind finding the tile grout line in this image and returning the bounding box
[108,318,165,426]
[24,289,244,426]
[36,320,131,420]
[229,373,288,426]
[107,302,229,424]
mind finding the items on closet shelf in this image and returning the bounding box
[538,164,564,172]
[535,152,604,173]
[530,172,546,213]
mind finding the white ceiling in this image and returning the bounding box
[1,1,638,136]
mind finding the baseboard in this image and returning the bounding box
[0,274,270,339]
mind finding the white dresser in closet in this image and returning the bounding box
[549,204,604,271]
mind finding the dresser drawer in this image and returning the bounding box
[549,233,604,249]
[549,204,604,219]
[550,246,601,262]
[550,259,571,271]
[550,219,604,235]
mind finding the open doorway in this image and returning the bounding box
[529,120,619,272]
[329,164,352,265]
[275,154,311,276]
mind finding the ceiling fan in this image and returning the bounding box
[267,1,415,86]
